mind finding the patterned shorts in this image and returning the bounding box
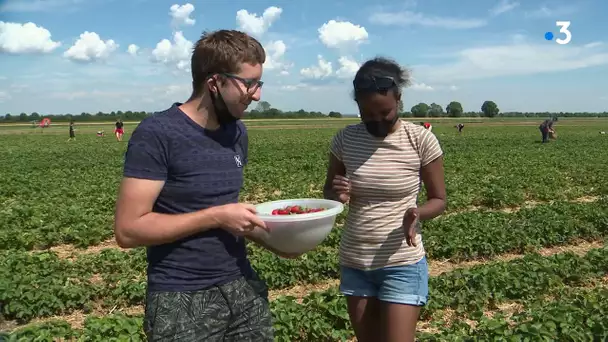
[144,273,273,342]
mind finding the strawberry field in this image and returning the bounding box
[1,118,608,341]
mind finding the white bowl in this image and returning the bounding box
[251,198,345,254]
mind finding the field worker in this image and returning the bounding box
[96,129,105,137]
[113,30,295,342]
[539,117,557,143]
[323,57,446,342]
[114,119,124,141]
[67,120,76,141]
[456,123,464,133]
[420,121,432,131]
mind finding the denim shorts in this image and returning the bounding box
[339,256,429,306]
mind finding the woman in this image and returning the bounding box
[114,119,124,141]
[323,57,446,342]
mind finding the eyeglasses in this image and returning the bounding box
[221,73,264,93]
[353,75,396,92]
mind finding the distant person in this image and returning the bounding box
[420,121,432,132]
[67,120,76,142]
[324,57,446,342]
[456,123,464,133]
[114,119,124,141]
[97,129,105,137]
[539,117,557,143]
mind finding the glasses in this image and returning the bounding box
[353,75,396,92]
[221,73,264,93]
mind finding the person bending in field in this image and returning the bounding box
[539,117,557,143]
[113,30,297,342]
[67,120,76,141]
[420,121,432,132]
[456,123,464,133]
[114,119,124,141]
[323,57,446,342]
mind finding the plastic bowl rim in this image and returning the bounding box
[255,198,345,222]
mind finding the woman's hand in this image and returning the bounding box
[402,208,419,247]
[332,175,351,203]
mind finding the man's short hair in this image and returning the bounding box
[191,30,266,97]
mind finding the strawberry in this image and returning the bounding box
[271,209,279,215]
[290,206,301,214]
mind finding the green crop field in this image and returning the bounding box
[1,118,608,341]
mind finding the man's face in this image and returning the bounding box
[211,62,263,119]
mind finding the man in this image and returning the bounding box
[114,30,292,341]
[539,117,557,143]
[456,123,464,133]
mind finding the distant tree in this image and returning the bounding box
[411,103,429,117]
[256,101,272,112]
[428,103,443,117]
[481,101,500,117]
[446,101,464,117]
[398,99,404,114]
[328,111,342,118]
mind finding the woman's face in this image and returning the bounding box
[357,90,400,137]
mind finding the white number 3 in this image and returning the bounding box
[555,21,572,45]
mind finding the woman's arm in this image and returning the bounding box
[417,156,446,220]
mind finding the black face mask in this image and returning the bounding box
[363,115,399,138]
[210,87,239,126]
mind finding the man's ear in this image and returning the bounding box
[206,75,219,94]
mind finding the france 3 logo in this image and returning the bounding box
[544,21,571,45]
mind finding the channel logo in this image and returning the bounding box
[544,21,572,45]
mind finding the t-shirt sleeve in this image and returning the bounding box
[418,129,443,167]
[123,119,169,180]
[329,128,345,161]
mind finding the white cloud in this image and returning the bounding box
[236,6,282,38]
[300,55,333,79]
[449,85,459,91]
[151,31,193,72]
[127,44,139,56]
[410,83,434,91]
[0,21,61,54]
[525,5,577,18]
[369,11,487,29]
[280,70,289,76]
[264,40,290,72]
[63,31,117,62]
[584,42,603,49]
[414,42,608,83]
[490,0,519,16]
[335,56,360,79]
[318,20,368,50]
[0,90,11,102]
[169,3,195,27]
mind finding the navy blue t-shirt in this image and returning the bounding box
[123,103,253,292]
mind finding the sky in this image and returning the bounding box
[0,0,607,116]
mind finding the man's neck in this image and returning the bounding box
[179,95,220,130]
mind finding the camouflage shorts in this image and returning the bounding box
[143,273,273,342]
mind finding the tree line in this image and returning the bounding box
[2,100,607,123]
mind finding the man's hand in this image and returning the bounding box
[213,203,269,236]
[403,208,419,247]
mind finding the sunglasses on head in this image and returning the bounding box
[353,75,396,92]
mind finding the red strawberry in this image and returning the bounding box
[271,209,279,215]
[291,206,301,213]
[278,209,289,215]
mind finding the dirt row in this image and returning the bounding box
[43,194,602,260]
[9,238,604,333]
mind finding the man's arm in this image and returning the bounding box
[114,177,224,248]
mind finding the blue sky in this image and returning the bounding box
[0,0,607,115]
